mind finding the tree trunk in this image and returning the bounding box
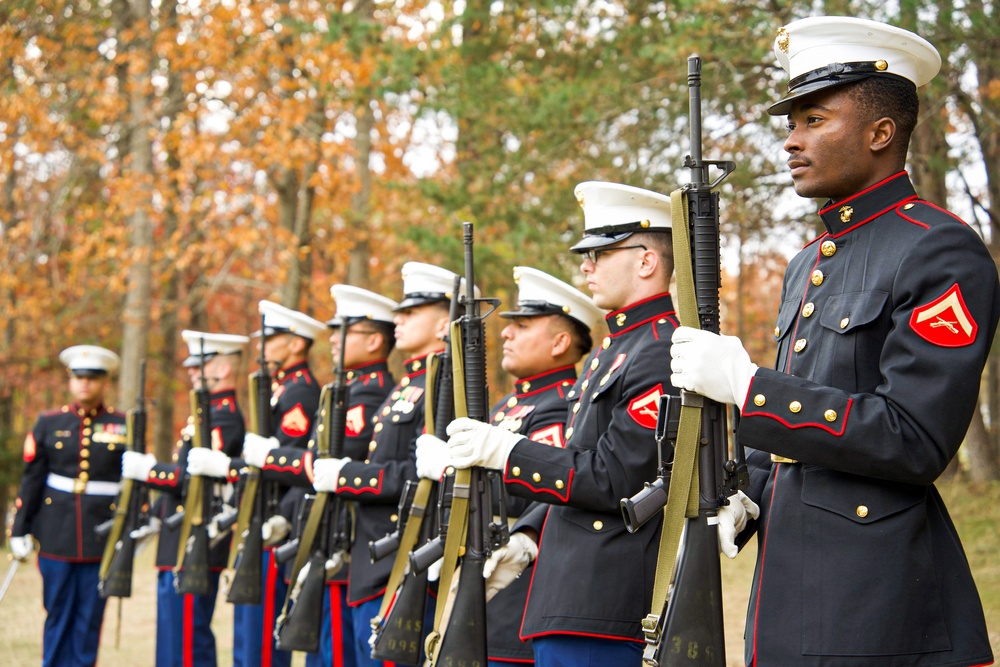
[964,405,1000,482]
[118,0,155,412]
[346,99,375,288]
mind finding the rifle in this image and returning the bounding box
[99,359,151,598]
[175,339,213,596]
[424,222,503,667]
[369,277,461,665]
[274,321,351,651]
[620,55,744,667]
[224,312,271,604]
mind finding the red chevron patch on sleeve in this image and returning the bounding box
[23,433,36,462]
[280,403,311,438]
[628,384,665,429]
[529,423,566,448]
[345,405,365,438]
[910,284,977,347]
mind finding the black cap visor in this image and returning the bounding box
[394,294,449,311]
[70,368,108,379]
[569,231,635,253]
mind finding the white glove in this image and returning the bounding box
[717,491,759,559]
[9,535,34,561]
[186,448,232,478]
[261,515,291,546]
[325,552,345,578]
[121,451,157,481]
[312,457,350,492]
[446,418,521,471]
[482,532,537,602]
[130,517,161,558]
[670,326,758,408]
[243,433,279,468]
[415,434,451,480]
[427,557,444,583]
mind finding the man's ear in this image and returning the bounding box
[550,330,572,359]
[365,332,385,355]
[637,247,659,279]
[870,116,896,154]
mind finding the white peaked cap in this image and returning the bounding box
[257,300,327,341]
[59,345,121,375]
[180,330,250,368]
[769,16,941,115]
[328,285,399,326]
[570,181,672,252]
[396,262,480,311]
[501,266,605,334]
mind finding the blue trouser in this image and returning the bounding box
[155,569,221,667]
[349,593,436,667]
[305,582,356,667]
[233,548,291,667]
[38,557,106,667]
[533,635,642,667]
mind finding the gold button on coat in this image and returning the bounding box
[507,396,518,408]
[811,270,824,286]
[592,520,603,530]
[532,473,541,482]
[789,401,802,413]
[824,409,838,422]
[856,505,869,518]
[753,394,766,407]
[555,480,564,489]
[794,338,807,352]
[802,302,815,317]
[511,466,521,477]
[821,240,837,257]
[840,317,850,329]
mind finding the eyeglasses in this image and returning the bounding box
[581,244,647,264]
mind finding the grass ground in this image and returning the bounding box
[2,479,998,666]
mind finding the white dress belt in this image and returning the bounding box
[46,473,121,496]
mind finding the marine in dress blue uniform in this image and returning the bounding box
[235,301,324,667]
[482,267,604,667]
[312,263,467,667]
[442,184,679,667]
[10,345,126,667]
[123,331,248,667]
[257,285,398,667]
[669,18,998,667]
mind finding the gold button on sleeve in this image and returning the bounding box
[824,409,838,422]
[511,466,521,477]
[753,394,766,407]
[856,505,869,518]
[555,480,564,489]
[789,401,802,413]
[532,472,541,482]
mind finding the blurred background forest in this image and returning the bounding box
[2,0,999,527]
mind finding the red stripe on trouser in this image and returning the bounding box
[183,593,195,667]
[330,586,342,667]
[262,552,279,664]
